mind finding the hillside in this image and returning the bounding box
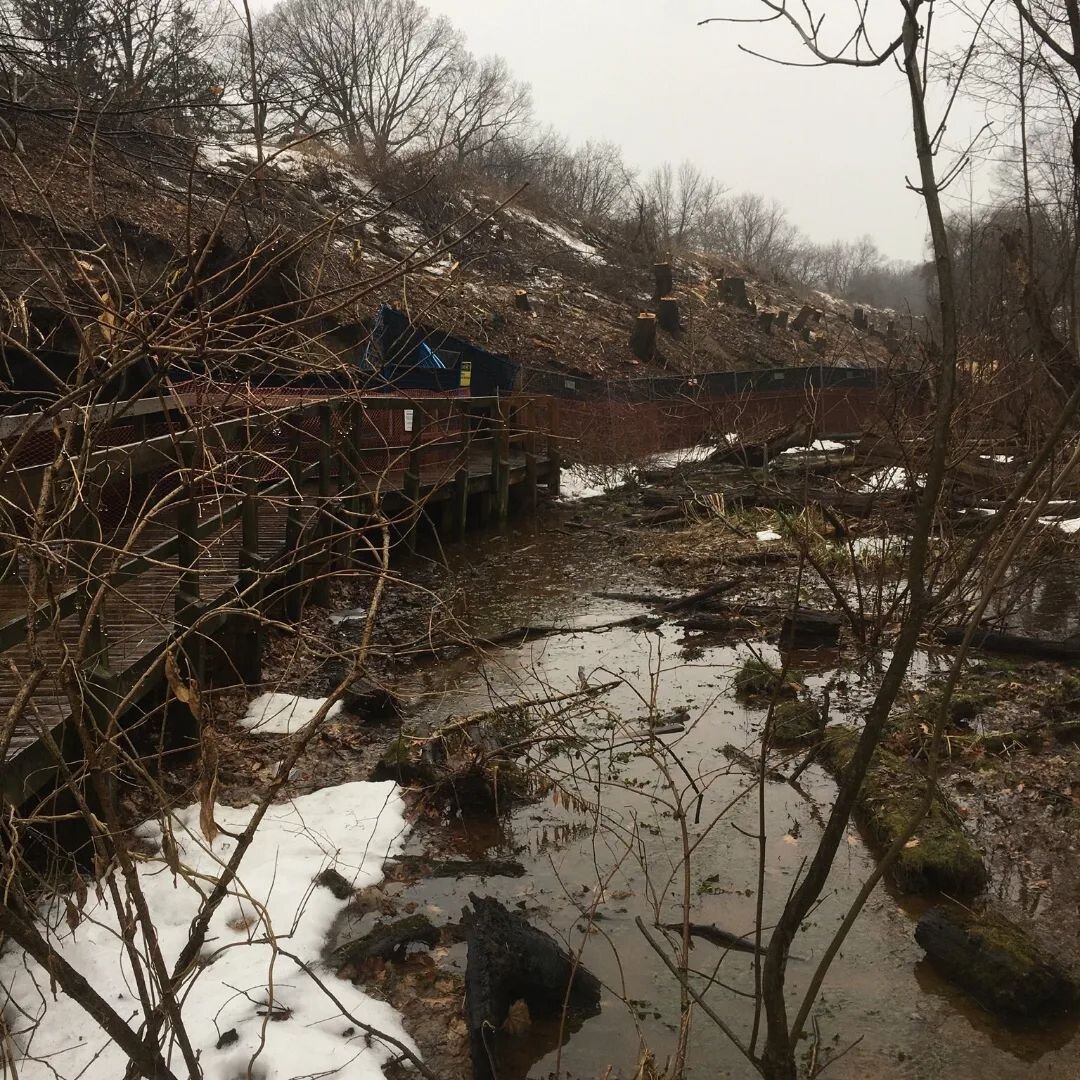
[0,116,909,386]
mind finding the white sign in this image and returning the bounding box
[404,409,414,432]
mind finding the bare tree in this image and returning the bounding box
[270,0,460,166]
[435,52,530,164]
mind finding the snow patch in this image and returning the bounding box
[0,783,410,1080]
[507,207,605,262]
[856,467,922,492]
[756,530,782,542]
[558,444,714,502]
[241,692,343,734]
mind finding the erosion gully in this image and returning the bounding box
[328,504,1078,1080]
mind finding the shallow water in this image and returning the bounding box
[378,516,1079,1080]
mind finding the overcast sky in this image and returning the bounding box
[416,0,991,264]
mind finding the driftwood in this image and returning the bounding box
[916,905,1076,1019]
[464,894,601,1080]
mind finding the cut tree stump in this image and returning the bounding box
[657,295,680,333]
[653,261,674,299]
[758,311,775,335]
[791,305,815,332]
[513,289,531,312]
[721,276,749,308]
[464,894,601,1080]
[916,905,1076,1019]
[630,311,657,360]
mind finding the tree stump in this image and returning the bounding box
[653,261,674,299]
[776,311,789,329]
[721,276,749,308]
[513,288,530,312]
[464,894,601,1080]
[757,311,775,335]
[630,311,657,360]
[853,306,867,330]
[657,295,680,333]
[791,304,814,332]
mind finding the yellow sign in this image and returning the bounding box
[460,360,472,388]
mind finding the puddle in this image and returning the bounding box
[349,519,1079,1079]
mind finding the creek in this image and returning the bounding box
[340,509,1079,1080]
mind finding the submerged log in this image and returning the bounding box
[660,921,767,955]
[935,626,1080,663]
[464,894,601,1080]
[916,906,1076,1019]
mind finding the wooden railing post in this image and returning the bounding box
[496,399,511,523]
[311,404,334,606]
[402,416,422,554]
[524,398,539,513]
[283,455,305,622]
[349,400,368,560]
[175,438,201,629]
[234,427,262,686]
[546,396,562,496]
[453,402,471,540]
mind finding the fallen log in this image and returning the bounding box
[388,855,526,879]
[934,626,1080,662]
[915,905,1076,1019]
[710,424,812,468]
[681,613,759,634]
[479,613,662,647]
[464,894,602,1080]
[660,922,767,955]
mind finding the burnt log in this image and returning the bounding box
[915,906,1076,1019]
[332,914,439,968]
[630,311,657,361]
[657,295,680,333]
[653,261,674,299]
[464,894,601,1080]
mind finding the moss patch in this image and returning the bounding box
[734,658,798,700]
[771,700,821,746]
[819,725,986,896]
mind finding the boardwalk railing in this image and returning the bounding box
[0,390,558,803]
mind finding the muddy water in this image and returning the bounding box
[382,518,1079,1080]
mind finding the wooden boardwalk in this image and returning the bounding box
[0,392,556,803]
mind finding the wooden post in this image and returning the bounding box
[653,261,673,299]
[657,296,680,333]
[524,398,539,513]
[348,400,367,560]
[453,401,470,540]
[403,424,422,554]
[175,438,203,685]
[495,400,510,523]
[630,312,657,360]
[311,404,334,607]
[546,397,561,496]
[283,456,305,622]
[235,426,262,686]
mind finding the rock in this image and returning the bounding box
[916,906,1076,1019]
[734,658,798,699]
[314,867,354,899]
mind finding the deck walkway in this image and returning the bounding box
[0,390,554,803]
